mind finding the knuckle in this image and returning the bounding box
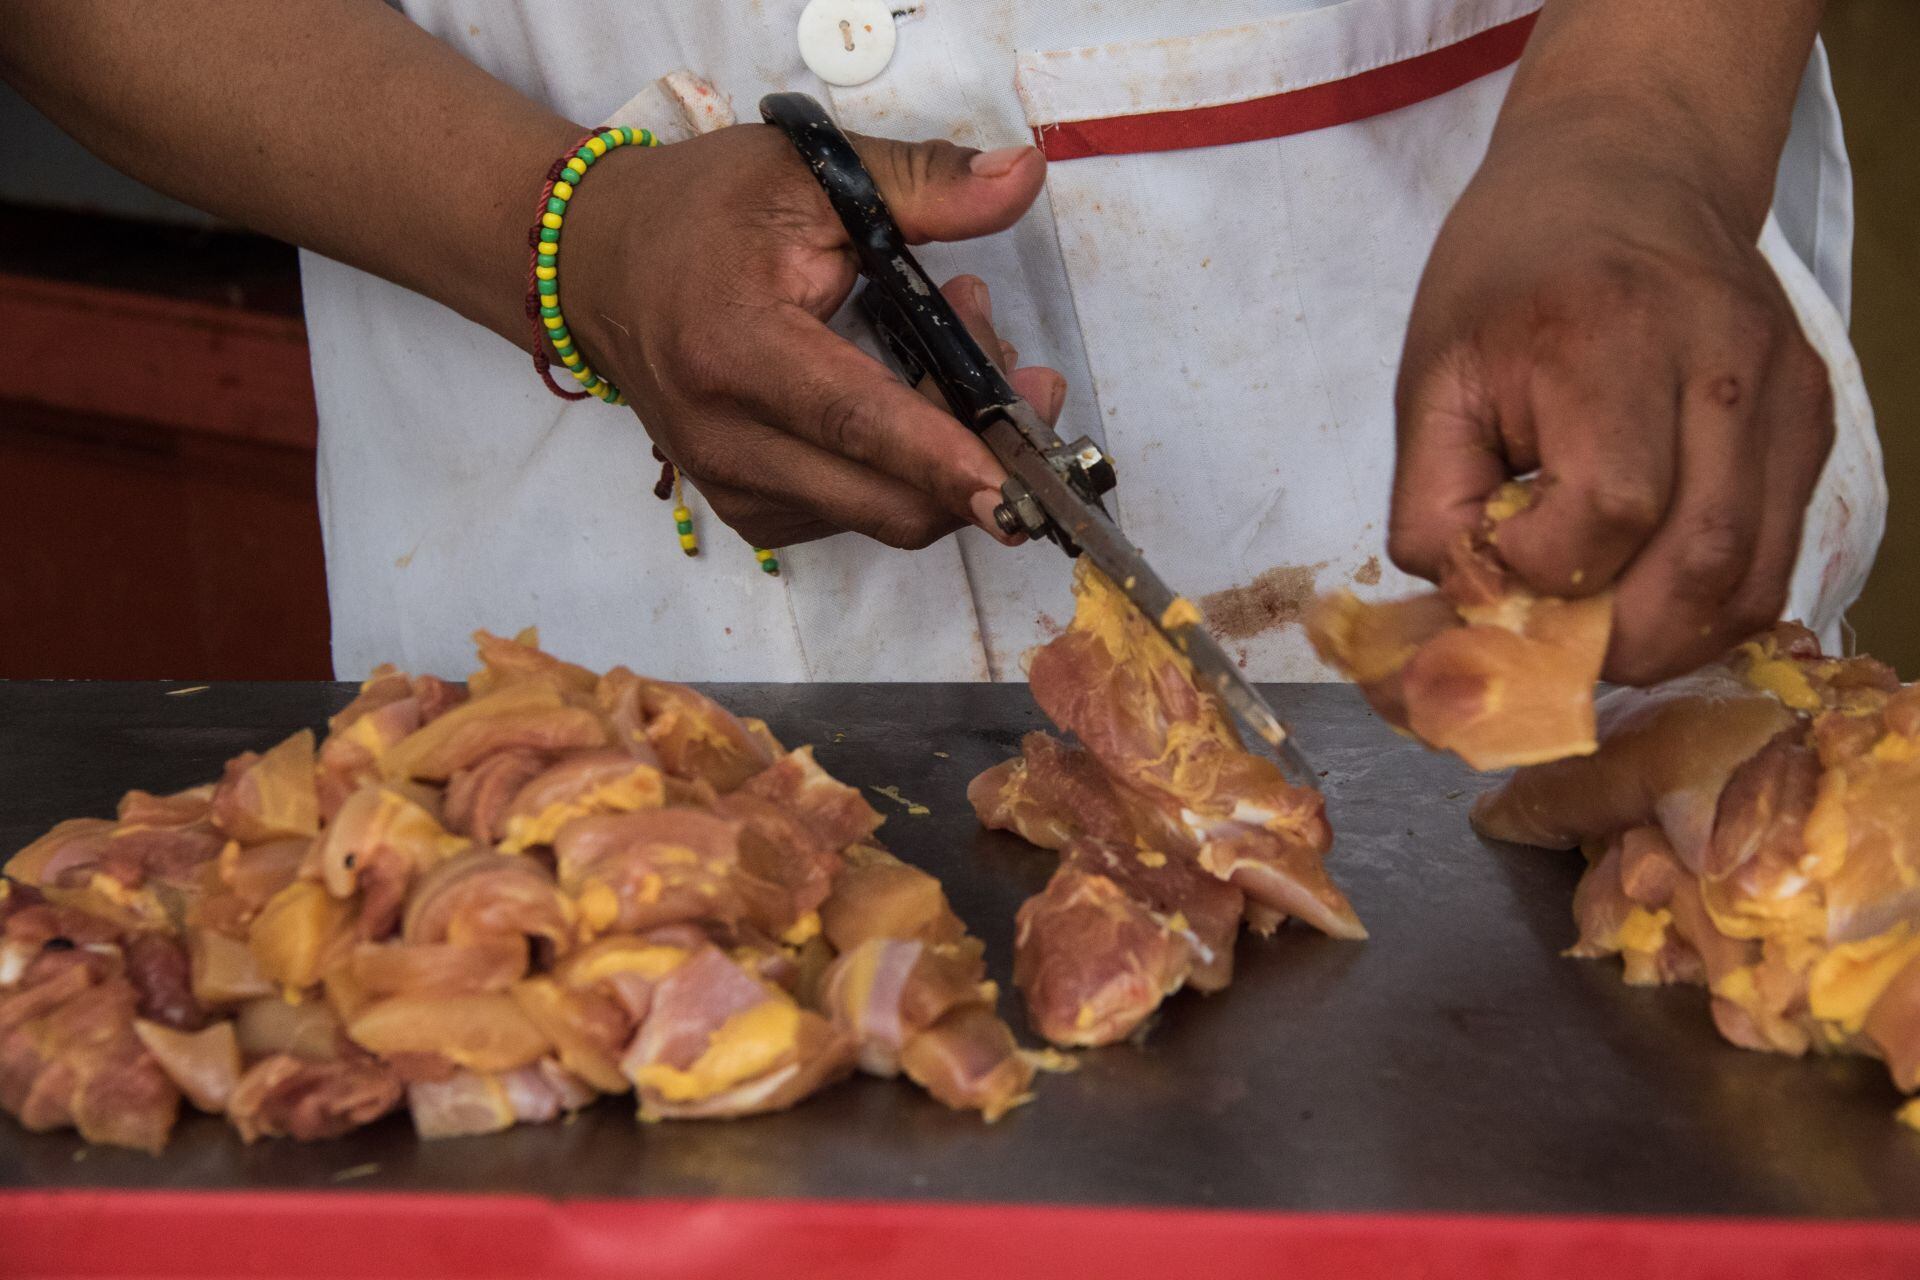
[1725,565,1792,637]
[865,138,914,191]
[1551,256,1660,326]
[1385,524,1431,578]
[677,427,751,485]
[1784,339,1836,410]
[812,387,873,459]
[1601,629,1673,687]
[1693,369,1756,417]
[906,139,962,190]
[709,496,789,549]
[873,508,954,551]
[1668,515,1756,598]
[716,509,759,540]
[1776,340,1837,460]
[1737,580,1791,635]
[704,490,752,531]
[672,434,724,480]
[675,363,726,406]
[1579,476,1666,540]
[1715,292,1781,354]
[864,137,957,198]
[665,332,731,401]
[1688,333,1768,413]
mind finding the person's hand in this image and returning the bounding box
[1387,113,1835,685]
[560,124,1066,551]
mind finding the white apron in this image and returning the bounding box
[302,0,1881,681]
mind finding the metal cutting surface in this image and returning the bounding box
[1,679,1916,1215]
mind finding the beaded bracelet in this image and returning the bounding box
[524,125,655,405]
[528,127,781,577]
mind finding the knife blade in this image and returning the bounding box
[981,407,1318,789]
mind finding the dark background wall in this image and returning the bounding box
[1822,0,1919,673]
[0,1,1913,678]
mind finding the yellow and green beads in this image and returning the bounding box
[673,503,698,556]
[672,502,781,576]
[542,125,777,580]
[540,125,657,407]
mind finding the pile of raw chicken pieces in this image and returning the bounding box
[2,567,1363,1152]
[1311,483,1920,1126]
[971,563,1363,1047]
[0,633,1040,1150]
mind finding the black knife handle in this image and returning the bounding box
[758,91,1016,432]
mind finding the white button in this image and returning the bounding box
[797,0,897,87]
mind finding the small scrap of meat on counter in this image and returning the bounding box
[0,630,1038,1152]
[971,561,1364,1048]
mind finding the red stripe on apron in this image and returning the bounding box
[1032,11,1539,161]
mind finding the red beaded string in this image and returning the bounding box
[651,446,677,501]
[524,129,607,402]
[520,129,778,576]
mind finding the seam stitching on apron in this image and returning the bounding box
[928,19,1013,683]
[771,562,814,681]
[954,542,1001,681]
[1024,179,1122,547]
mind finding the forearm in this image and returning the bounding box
[0,0,582,344]
[1495,0,1825,232]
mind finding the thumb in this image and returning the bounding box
[851,134,1046,243]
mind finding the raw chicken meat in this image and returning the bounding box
[0,629,1036,1151]
[1474,626,1920,1124]
[1307,483,1613,770]
[973,561,1362,1047]
[814,844,1038,1118]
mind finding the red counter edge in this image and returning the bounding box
[5,1190,1920,1280]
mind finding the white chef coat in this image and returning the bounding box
[301,0,1882,682]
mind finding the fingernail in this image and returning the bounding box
[970,488,1010,540]
[969,145,1033,179]
[971,279,993,325]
